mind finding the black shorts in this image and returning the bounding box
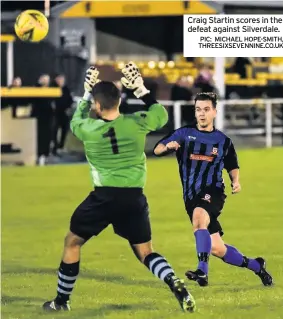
[185,187,227,236]
[70,187,151,244]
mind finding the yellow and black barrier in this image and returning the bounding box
[0,34,15,43]
[1,87,62,98]
[225,79,268,86]
[60,0,218,18]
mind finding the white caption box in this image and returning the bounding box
[183,14,283,57]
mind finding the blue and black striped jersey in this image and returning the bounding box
[156,125,239,200]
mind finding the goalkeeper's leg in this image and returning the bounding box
[42,190,111,311]
[42,231,85,311]
[131,241,196,312]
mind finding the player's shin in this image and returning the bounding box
[194,229,212,274]
[55,260,80,305]
[143,252,175,284]
[221,244,260,273]
[143,252,196,312]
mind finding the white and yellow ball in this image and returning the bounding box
[14,10,49,42]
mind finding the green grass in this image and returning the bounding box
[2,148,283,319]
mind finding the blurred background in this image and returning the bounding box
[1,0,283,166]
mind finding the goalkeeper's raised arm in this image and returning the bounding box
[70,66,100,140]
[121,62,168,132]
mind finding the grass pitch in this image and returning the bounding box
[2,148,283,319]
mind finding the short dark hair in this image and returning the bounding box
[55,73,65,78]
[194,92,218,108]
[92,81,121,110]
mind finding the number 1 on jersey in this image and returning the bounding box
[102,127,119,154]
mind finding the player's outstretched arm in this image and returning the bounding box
[70,67,100,140]
[224,139,241,194]
[154,141,180,156]
[121,62,168,131]
[153,128,184,156]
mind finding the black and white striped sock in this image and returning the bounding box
[55,261,79,305]
[144,252,175,285]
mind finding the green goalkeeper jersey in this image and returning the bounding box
[70,99,168,188]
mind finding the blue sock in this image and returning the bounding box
[194,229,211,275]
[222,244,260,273]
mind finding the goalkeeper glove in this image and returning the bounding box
[83,66,100,101]
[121,62,150,98]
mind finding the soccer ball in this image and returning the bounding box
[14,10,49,42]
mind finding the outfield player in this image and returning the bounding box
[43,63,196,312]
[154,92,273,287]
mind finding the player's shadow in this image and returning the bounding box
[1,294,45,305]
[212,284,262,293]
[2,264,161,288]
[77,303,154,317]
[1,295,155,317]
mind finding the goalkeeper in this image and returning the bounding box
[43,63,196,313]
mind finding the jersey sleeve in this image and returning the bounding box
[224,139,240,172]
[70,99,95,141]
[134,103,168,132]
[131,94,168,132]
